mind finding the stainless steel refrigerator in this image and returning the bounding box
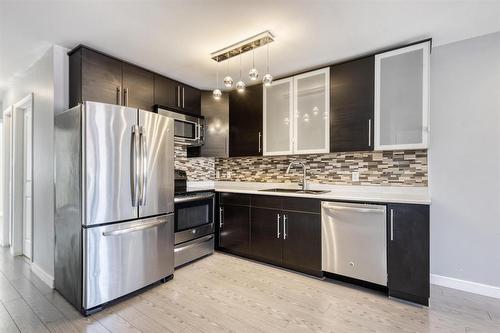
[54,101,175,315]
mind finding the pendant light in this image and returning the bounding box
[236,50,246,93]
[213,56,222,100]
[248,46,259,81]
[262,44,273,86]
[223,52,233,88]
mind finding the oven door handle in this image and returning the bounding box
[174,192,214,204]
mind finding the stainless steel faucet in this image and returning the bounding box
[286,161,307,190]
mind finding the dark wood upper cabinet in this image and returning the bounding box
[330,56,374,152]
[281,211,321,276]
[181,84,202,115]
[387,203,430,306]
[122,63,154,111]
[229,84,263,157]
[72,48,122,107]
[154,75,177,109]
[69,45,200,113]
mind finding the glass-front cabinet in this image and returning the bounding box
[263,68,330,155]
[374,41,430,150]
[263,78,294,155]
[293,68,330,154]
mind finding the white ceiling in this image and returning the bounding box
[1,0,500,97]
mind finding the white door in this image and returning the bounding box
[22,107,32,259]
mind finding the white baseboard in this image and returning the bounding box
[31,263,54,289]
[431,274,500,299]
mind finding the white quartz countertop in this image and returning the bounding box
[187,181,431,205]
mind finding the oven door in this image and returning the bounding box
[174,192,214,244]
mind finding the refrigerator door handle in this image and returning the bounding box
[139,126,148,206]
[130,125,140,207]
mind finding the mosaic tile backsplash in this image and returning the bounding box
[175,145,428,187]
[215,150,428,186]
[174,145,215,181]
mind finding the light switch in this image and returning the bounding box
[352,171,359,182]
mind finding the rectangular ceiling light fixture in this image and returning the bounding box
[211,30,275,62]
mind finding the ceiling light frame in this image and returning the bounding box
[211,31,275,63]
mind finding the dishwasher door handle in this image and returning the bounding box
[322,203,385,214]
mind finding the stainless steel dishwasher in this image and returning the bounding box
[321,202,387,286]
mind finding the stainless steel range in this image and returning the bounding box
[174,170,214,267]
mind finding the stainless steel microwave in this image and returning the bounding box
[156,107,205,146]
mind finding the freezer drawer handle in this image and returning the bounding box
[102,219,167,237]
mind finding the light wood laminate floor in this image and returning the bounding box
[1,248,499,333]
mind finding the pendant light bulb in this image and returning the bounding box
[237,50,245,93]
[223,76,233,88]
[248,47,259,80]
[213,88,222,100]
[263,44,273,86]
[213,57,222,99]
[236,80,246,92]
[223,52,233,88]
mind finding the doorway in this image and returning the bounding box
[9,94,33,259]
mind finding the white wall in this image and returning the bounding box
[430,31,500,293]
[1,45,68,281]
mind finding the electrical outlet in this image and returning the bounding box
[352,171,359,182]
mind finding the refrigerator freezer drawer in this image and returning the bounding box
[321,202,387,286]
[83,214,174,310]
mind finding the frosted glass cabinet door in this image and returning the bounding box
[294,68,330,154]
[263,78,293,155]
[375,41,430,150]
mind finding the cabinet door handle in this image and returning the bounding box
[224,136,228,156]
[283,214,287,240]
[390,209,394,241]
[177,86,181,108]
[182,87,185,108]
[258,132,262,153]
[116,87,122,105]
[220,207,224,228]
[123,88,129,106]
[368,118,372,147]
[276,214,281,239]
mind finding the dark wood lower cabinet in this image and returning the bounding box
[216,193,430,305]
[387,203,430,305]
[281,211,322,276]
[218,204,251,257]
[250,207,283,266]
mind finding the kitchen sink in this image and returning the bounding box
[259,188,330,195]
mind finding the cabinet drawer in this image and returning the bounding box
[219,192,251,206]
[251,195,282,209]
[282,197,320,213]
